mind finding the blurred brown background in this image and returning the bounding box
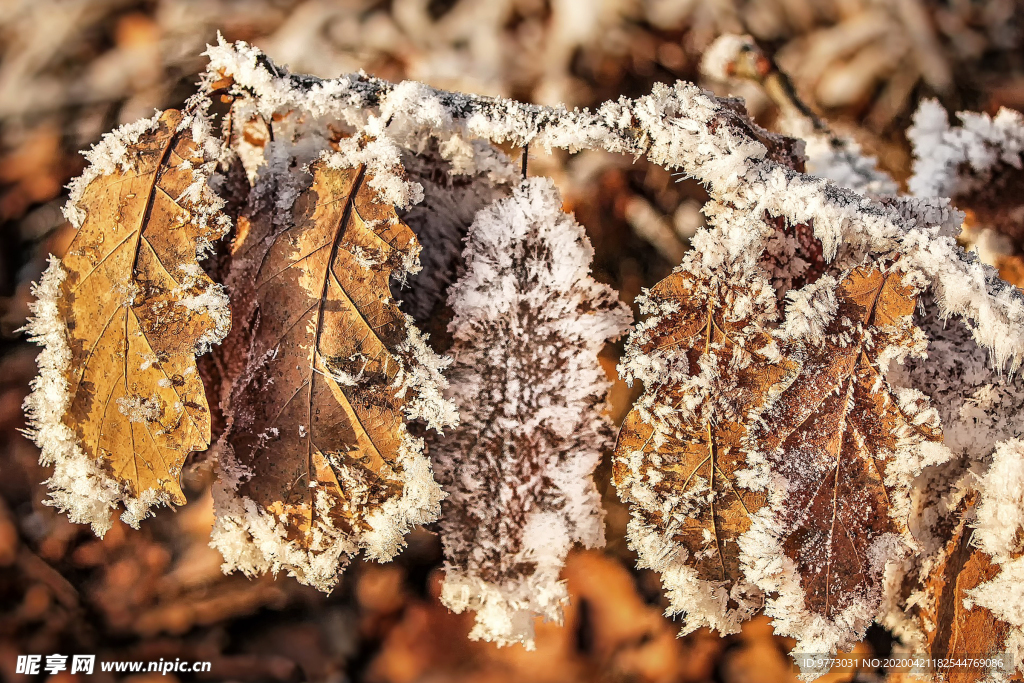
[0,1,1021,681]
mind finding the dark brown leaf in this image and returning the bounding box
[751,265,944,645]
[213,152,450,591]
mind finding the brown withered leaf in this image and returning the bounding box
[221,158,421,562]
[752,265,943,638]
[57,108,227,517]
[613,265,794,631]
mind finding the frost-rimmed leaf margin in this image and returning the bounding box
[742,263,955,665]
[22,99,232,536]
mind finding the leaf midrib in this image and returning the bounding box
[302,165,376,530]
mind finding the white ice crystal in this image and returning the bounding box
[800,134,899,197]
[323,135,423,209]
[777,274,839,345]
[967,554,1024,679]
[63,112,163,229]
[909,99,1024,200]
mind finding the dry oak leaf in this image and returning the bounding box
[614,263,795,635]
[213,155,452,592]
[24,108,230,535]
[746,264,950,656]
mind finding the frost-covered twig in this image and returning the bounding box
[206,37,1024,373]
[701,34,898,197]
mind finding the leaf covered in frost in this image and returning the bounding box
[745,264,951,657]
[613,255,795,635]
[212,146,455,592]
[429,178,631,648]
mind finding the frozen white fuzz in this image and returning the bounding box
[429,178,631,648]
[908,99,1024,200]
[22,257,122,536]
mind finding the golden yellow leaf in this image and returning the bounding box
[40,108,229,528]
